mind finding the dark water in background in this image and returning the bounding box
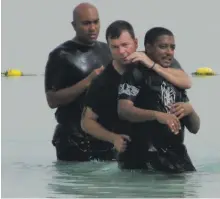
[1,76,220,198]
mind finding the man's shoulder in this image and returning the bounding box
[95,41,110,51]
[96,41,108,47]
[48,40,77,57]
[123,64,144,82]
[171,57,182,69]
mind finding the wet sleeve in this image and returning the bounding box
[84,79,103,115]
[171,58,183,70]
[118,67,142,103]
[44,52,68,92]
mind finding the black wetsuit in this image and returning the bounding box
[83,63,124,159]
[44,40,112,161]
[117,64,196,173]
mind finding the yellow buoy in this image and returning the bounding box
[2,69,23,77]
[192,67,216,76]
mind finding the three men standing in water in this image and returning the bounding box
[44,2,200,173]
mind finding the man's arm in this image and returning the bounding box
[81,79,131,152]
[80,77,117,143]
[81,107,131,153]
[124,52,192,89]
[171,102,200,134]
[46,78,91,109]
[117,68,155,122]
[152,58,192,89]
[183,109,200,134]
[81,107,118,143]
[118,68,157,122]
[44,53,103,108]
[117,68,181,133]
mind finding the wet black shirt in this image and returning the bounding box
[118,63,189,148]
[84,62,122,132]
[44,40,112,125]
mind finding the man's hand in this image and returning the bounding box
[86,65,104,84]
[155,112,181,134]
[171,102,193,120]
[124,52,154,68]
[113,134,131,153]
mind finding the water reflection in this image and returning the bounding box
[48,161,200,198]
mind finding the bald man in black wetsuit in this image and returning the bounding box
[44,3,113,161]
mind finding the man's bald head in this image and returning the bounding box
[71,2,100,45]
[73,3,98,22]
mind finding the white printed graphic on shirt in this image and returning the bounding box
[160,81,176,113]
[118,83,140,96]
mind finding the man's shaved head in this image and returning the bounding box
[71,2,100,45]
[73,3,98,22]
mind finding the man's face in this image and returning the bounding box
[73,7,100,44]
[108,31,138,65]
[147,35,175,68]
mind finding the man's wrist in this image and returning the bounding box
[84,76,92,88]
[109,132,118,144]
[152,63,161,72]
[150,62,156,69]
[151,110,158,121]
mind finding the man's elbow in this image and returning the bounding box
[177,71,192,89]
[81,119,96,137]
[81,115,93,135]
[46,99,58,109]
[189,122,200,134]
[117,101,132,121]
[46,91,58,109]
[183,74,192,89]
[190,127,199,134]
[118,108,126,120]
[185,79,192,89]
[80,117,87,133]
[178,81,192,90]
